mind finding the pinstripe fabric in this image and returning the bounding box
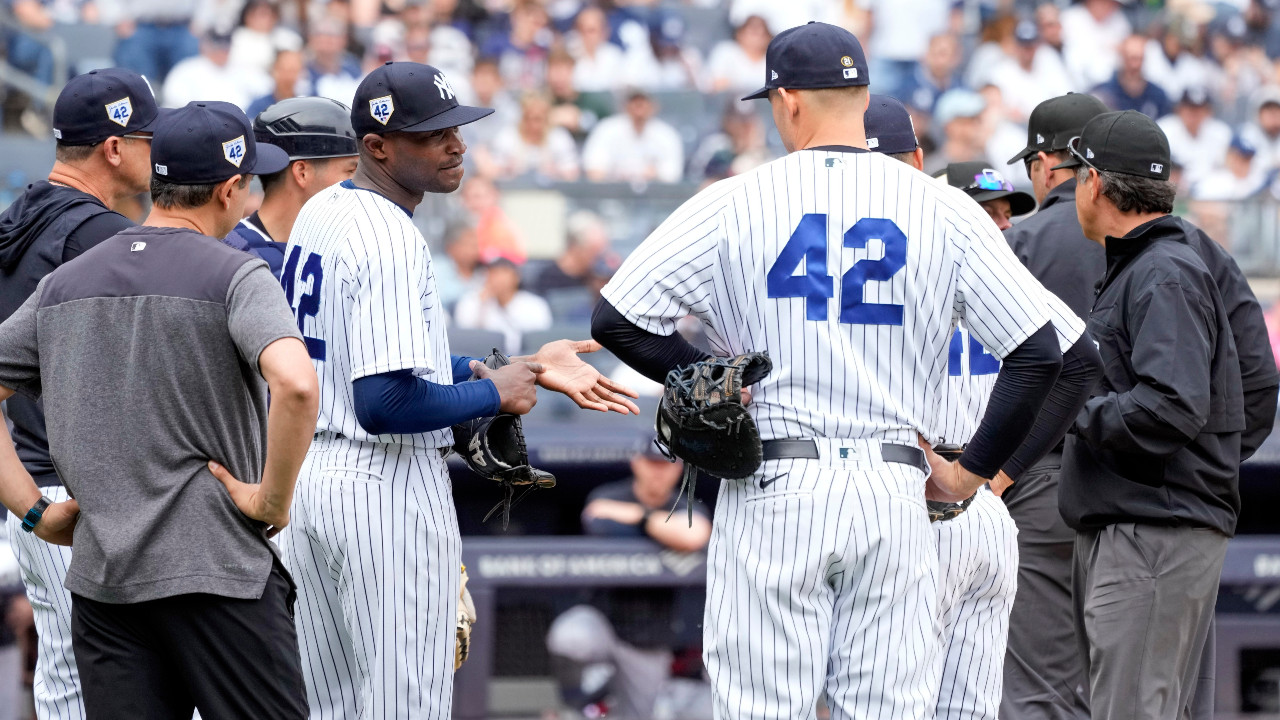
[278,437,460,720]
[5,486,84,720]
[705,440,937,720]
[931,488,1019,720]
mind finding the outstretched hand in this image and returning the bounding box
[520,339,641,415]
[34,499,79,546]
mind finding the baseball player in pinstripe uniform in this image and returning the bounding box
[277,62,638,720]
[866,95,1087,720]
[592,25,1101,720]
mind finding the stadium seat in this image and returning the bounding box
[47,23,116,77]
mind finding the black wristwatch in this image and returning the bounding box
[20,496,51,533]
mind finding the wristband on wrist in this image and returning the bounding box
[21,495,51,533]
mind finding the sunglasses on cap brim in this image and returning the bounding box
[965,171,1014,193]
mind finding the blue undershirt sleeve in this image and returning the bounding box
[451,355,480,384]
[353,369,500,435]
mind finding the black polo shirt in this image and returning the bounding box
[1059,215,1247,535]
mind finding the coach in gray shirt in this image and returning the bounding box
[0,101,317,719]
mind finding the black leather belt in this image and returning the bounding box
[762,439,929,475]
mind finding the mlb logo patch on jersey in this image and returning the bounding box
[222,135,246,168]
[370,95,394,125]
[105,97,132,127]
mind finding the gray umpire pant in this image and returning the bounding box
[1072,523,1227,720]
[1000,456,1091,720]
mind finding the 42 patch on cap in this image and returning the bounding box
[105,97,133,127]
[370,95,394,125]
[222,135,246,168]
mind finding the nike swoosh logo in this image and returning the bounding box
[759,474,784,490]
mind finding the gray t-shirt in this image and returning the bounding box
[0,226,302,604]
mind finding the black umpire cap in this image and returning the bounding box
[52,68,168,145]
[151,102,290,184]
[864,95,918,154]
[351,61,493,137]
[1051,110,1173,181]
[1007,93,1108,165]
[742,22,869,101]
[254,97,358,160]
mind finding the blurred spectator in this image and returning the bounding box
[1210,14,1272,123]
[454,257,552,355]
[729,0,841,35]
[229,0,302,75]
[1158,87,1233,188]
[1091,34,1172,119]
[688,101,774,184]
[965,14,1017,91]
[546,435,711,720]
[1191,135,1269,201]
[107,0,200,84]
[1036,3,1068,61]
[486,91,581,182]
[704,14,771,95]
[463,57,519,159]
[163,30,270,110]
[899,33,966,115]
[640,10,701,91]
[568,5,627,92]
[1241,86,1280,171]
[400,6,473,81]
[461,176,526,264]
[1061,0,1131,89]
[991,19,1073,123]
[924,89,988,174]
[546,47,612,142]
[582,89,684,183]
[526,210,617,297]
[306,16,362,105]
[481,0,552,92]
[434,223,484,311]
[7,0,98,85]
[1143,18,1215,103]
[865,0,956,99]
[247,49,306,119]
[977,84,1030,189]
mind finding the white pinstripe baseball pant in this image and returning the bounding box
[704,439,938,720]
[278,437,460,720]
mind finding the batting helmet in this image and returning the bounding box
[253,96,358,161]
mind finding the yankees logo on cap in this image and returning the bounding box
[351,62,493,137]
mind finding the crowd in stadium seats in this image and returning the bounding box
[7,0,1280,352]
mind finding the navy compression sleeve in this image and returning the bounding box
[451,355,480,384]
[958,323,1063,479]
[353,369,500,435]
[590,300,707,383]
[1001,330,1102,480]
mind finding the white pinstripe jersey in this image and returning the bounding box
[602,148,1062,446]
[280,182,454,449]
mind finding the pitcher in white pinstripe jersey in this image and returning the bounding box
[593,25,1103,720]
[276,62,639,720]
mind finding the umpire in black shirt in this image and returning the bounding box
[1055,110,1272,720]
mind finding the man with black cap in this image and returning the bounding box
[279,62,639,719]
[936,162,1036,230]
[225,96,359,278]
[1053,109,1276,720]
[594,23,1101,720]
[0,100,319,718]
[0,67,162,720]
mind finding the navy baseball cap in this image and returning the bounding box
[864,95,918,154]
[937,162,1036,216]
[352,62,493,137]
[151,102,290,185]
[1008,93,1108,165]
[1050,110,1172,181]
[742,22,869,101]
[52,68,168,145]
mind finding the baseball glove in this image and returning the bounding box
[456,564,477,670]
[656,352,772,525]
[452,349,556,528]
[927,443,974,523]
